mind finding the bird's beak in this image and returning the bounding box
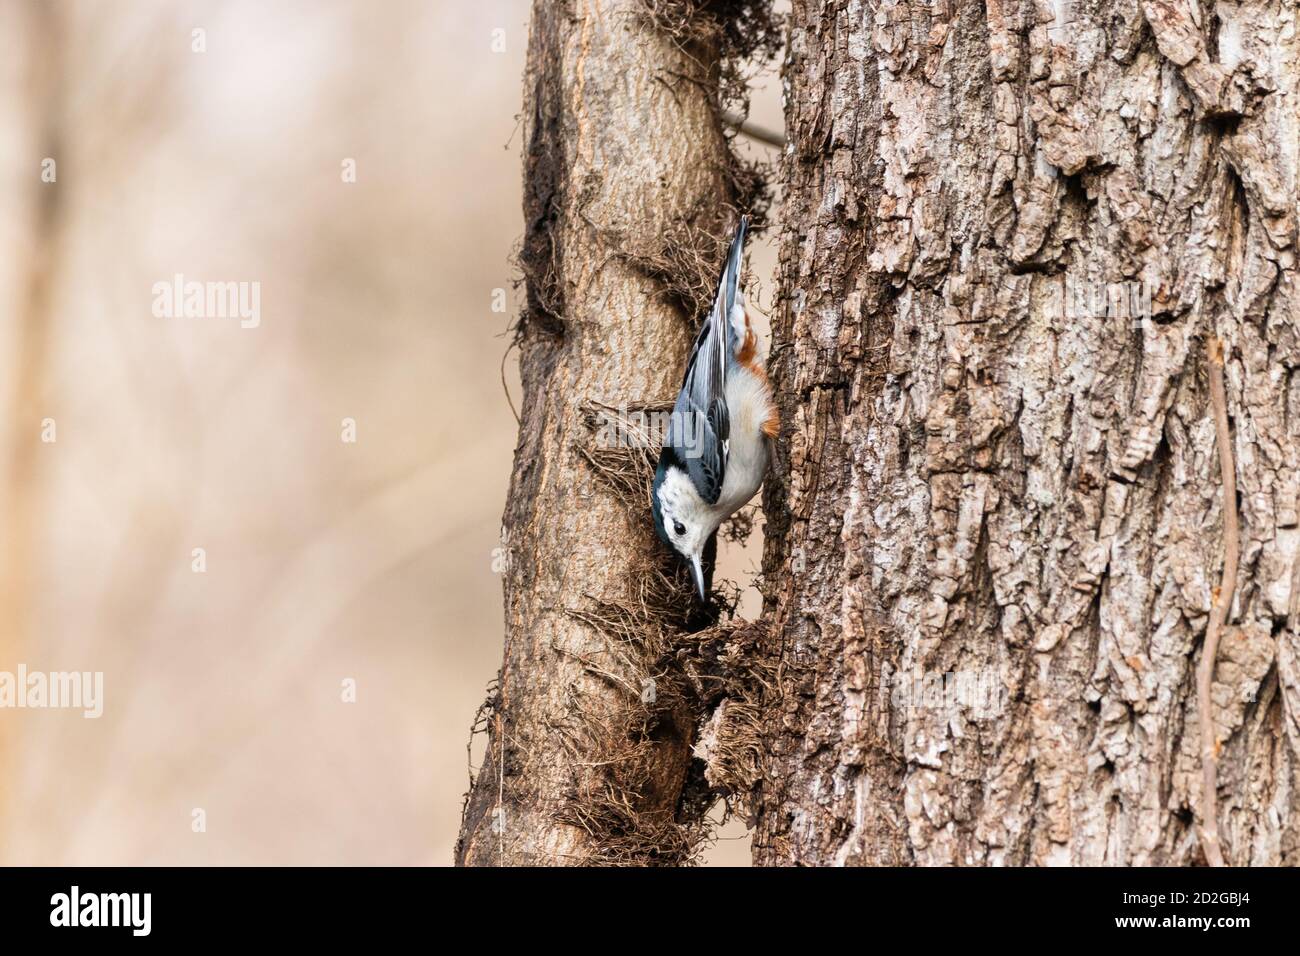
[690,554,707,602]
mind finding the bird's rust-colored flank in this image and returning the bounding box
[735,312,761,373]
[736,311,779,438]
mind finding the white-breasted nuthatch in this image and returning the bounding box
[652,217,777,600]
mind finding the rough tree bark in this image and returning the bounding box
[755,0,1300,866]
[456,0,758,865]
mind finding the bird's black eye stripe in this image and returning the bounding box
[673,521,686,537]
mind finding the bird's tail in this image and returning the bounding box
[711,215,748,360]
[723,215,748,323]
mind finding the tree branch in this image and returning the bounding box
[721,108,785,148]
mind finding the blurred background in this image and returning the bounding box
[0,0,779,865]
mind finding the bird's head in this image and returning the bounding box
[652,457,715,600]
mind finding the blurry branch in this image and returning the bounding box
[721,108,784,148]
[0,0,65,842]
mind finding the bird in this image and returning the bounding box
[652,216,777,601]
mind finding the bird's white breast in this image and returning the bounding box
[715,365,772,518]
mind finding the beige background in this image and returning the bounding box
[0,0,779,865]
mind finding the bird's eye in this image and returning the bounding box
[673,521,686,537]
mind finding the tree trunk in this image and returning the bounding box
[456,0,758,866]
[755,0,1300,866]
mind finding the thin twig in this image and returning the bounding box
[721,108,785,148]
[500,336,520,425]
[1199,335,1237,868]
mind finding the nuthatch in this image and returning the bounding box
[652,217,777,600]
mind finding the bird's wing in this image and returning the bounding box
[671,217,748,505]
